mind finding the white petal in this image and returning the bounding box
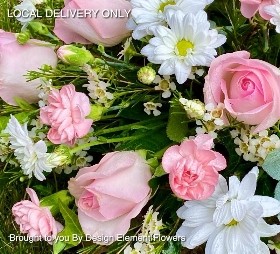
[174,61,191,84]
[250,195,280,217]
[258,240,270,254]
[205,228,226,254]
[185,222,216,249]
[238,167,258,200]
[257,218,280,237]
[213,202,232,226]
[228,176,240,199]
[231,199,247,221]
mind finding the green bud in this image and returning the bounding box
[88,104,106,121]
[48,145,72,167]
[28,21,49,35]
[57,45,94,66]
[16,31,31,45]
[137,66,156,85]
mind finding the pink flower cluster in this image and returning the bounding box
[40,84,93,145]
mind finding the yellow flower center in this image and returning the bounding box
[159,80,170,90]
[176,40,194,56]
[226,219,238,227]
[158,0,176,12]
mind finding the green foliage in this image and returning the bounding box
[162,241,182,254]
[40,190,73,215]
[53,201,84,253]
[166,102,190,142]
[263,149,280,180]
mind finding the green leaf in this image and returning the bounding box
[153,164,167,178]
[57,201,84,247]
[166,103,189,142]
[275,181,280,201]
[53,241,67,254]
[14,97,36,110]
[263,149,280,180]
[40,190,73,215]
[162,241,181,254]
[88,104,105,121]
[0,116,9,132]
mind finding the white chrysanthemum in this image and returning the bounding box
[129,0,214,39]
[141,10,226,84]
[5,116,54,181]
[144,102,162,116]
[176,167,280,254]
[264,0,280,33]
[153,75,176,98]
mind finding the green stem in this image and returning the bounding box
[70,135,144,154]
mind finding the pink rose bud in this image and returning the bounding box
[57,45,94,66]
[0,30,57,105]
[40,84,93,145]
[204,51,280,133]
[12,188,63,243]
[162,134,227,200]
[239,0,272,19]
[54,0,132,47]
[68,151,152,245]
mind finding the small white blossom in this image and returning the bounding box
[15,0,36,25]
[231,126,280,165]
[141,10,226,84]
[144,102,162,116]
[38,79,53,108]
[84,81,114,105]
[153,75,176,98]
[5,116,54,181]
[268,240,280,254]
[195,103,225,138]
[264,0,280,33]
[177,167,280,254]
[140,206,163,238]
[124,242,155,254]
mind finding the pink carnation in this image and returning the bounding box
[40,84,93,145]
[162,134,227,200]
[12,188,63,243]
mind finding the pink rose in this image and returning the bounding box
[68,151,152,245]
[240,0,272,19]
[162,134,226,200]
[40,84,93,145]
[54,0,132,47]
[0,30,57,105]
[204,51,280,133]
[12,188,63,243]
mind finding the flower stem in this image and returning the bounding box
[70,135,144,154]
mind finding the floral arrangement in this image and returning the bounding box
[2,0,280,253]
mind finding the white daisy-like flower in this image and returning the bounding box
[176,167,280,254]
[264,0,280,33]
[141,10,226,84]
[153,75,176,98]
[5,116,54,181]
[144,102,162,116]
[129,0,214,39]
